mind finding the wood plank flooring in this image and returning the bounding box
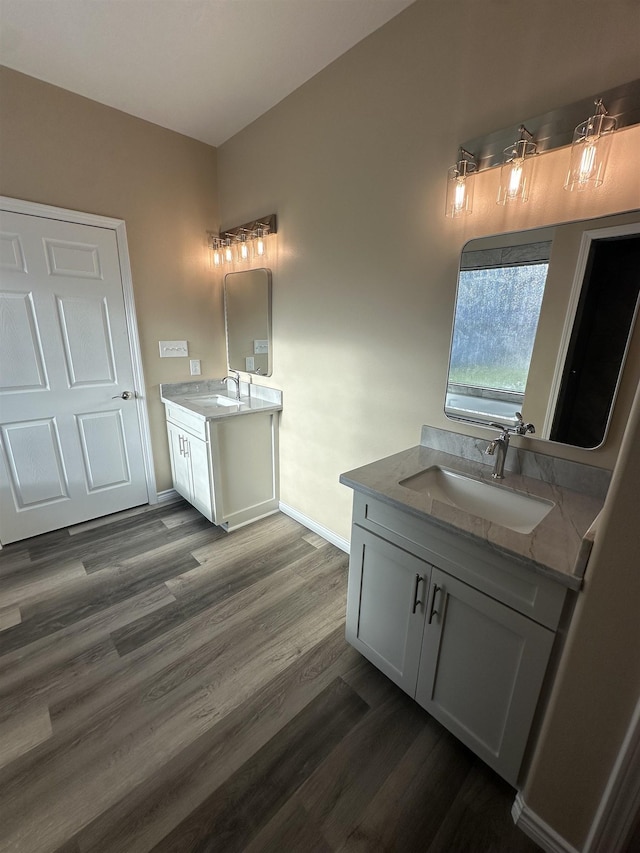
[0,502,541,852]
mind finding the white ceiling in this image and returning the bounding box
[0,0,415,147]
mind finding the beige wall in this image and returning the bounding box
[2,1,639,847]
[216,0,640,848]
[0,66,225,492]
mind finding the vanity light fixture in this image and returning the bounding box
[207,214,277,270]
[564,99,617,191]
[497,126,537,205]
[445,148,477,218]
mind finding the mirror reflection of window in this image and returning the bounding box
[446,242,551,427]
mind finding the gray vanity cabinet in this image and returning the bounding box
[415,566,555,785]
[346,525,431,695]
[345,491,567,786]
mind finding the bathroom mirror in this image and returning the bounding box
[445,210,640,448]
[224,268,272,376]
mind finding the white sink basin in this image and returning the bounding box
[185,394,240,407]
[399,466,554,534]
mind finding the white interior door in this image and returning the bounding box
[0,206,151,543]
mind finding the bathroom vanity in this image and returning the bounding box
[340,427,608,786]
[160,380,282,531]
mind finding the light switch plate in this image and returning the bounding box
[253,339,269,354]
[159,340,188,358]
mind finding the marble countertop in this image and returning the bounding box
[340,443,605,589]
[160,379,282,421]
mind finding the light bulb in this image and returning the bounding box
[578,143,597,184]
[497,129,536,205]
[454,179,466,213]
[507,162,523,198]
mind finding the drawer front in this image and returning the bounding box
[352,491,567,630]
[164,404,208,440]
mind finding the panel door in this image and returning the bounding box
[0,209,149,542]
[346,525,430,695]
[415,567,555,785]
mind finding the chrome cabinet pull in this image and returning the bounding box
[183,438,190,458]
[428,584,442,624]
[412,573,424,614]
[178,434,184,455]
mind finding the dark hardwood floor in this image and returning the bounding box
[0,501,541,852]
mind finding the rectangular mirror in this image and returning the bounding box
[224,268,272,376]
[445,211,640,448]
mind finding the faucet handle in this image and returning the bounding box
[514,412,536,435]
[490,422,511,437]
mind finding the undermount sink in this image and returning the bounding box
[399,466,554,534]
[185,394,241,407]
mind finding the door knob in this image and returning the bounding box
[112,391,134,400]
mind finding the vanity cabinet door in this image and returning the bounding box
[167,421,193,504]
[415,567,555,786]
[183,432,214,523]
[346,526,431,695]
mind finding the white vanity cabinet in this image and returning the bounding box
[166,418,213,521]
[346,491,567,786]
[164,401,279,531]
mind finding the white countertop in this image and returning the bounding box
[340,444,605,589]
[160,379,282,421]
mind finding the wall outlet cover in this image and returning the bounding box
[190,359,201,375]
[246,356,255,371]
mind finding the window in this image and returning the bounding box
[445,241,551,426]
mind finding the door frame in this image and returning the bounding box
[542,220,640,441]
[0,195,158,518]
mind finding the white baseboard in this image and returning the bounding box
[156,488,182,504]
[512,794,580,853]
[279,502,350,553]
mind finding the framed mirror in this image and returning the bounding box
[224,268,272,376]
[445,211,640,448]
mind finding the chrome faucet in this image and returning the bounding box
[485,425,511,479]
[485,413,536,479]
[224,370,241,401]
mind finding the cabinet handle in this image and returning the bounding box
[183,438,190,458]
[428,584,442,624]
[178,434,184,455]
[412,573,424,614]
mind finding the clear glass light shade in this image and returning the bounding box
[564,112,616,191]
[235,234,252,263]
[223,239,234,265]
[497,139,536,205]
[445,161,475,218]
[210,239,224,268]
[253,226,270,259]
